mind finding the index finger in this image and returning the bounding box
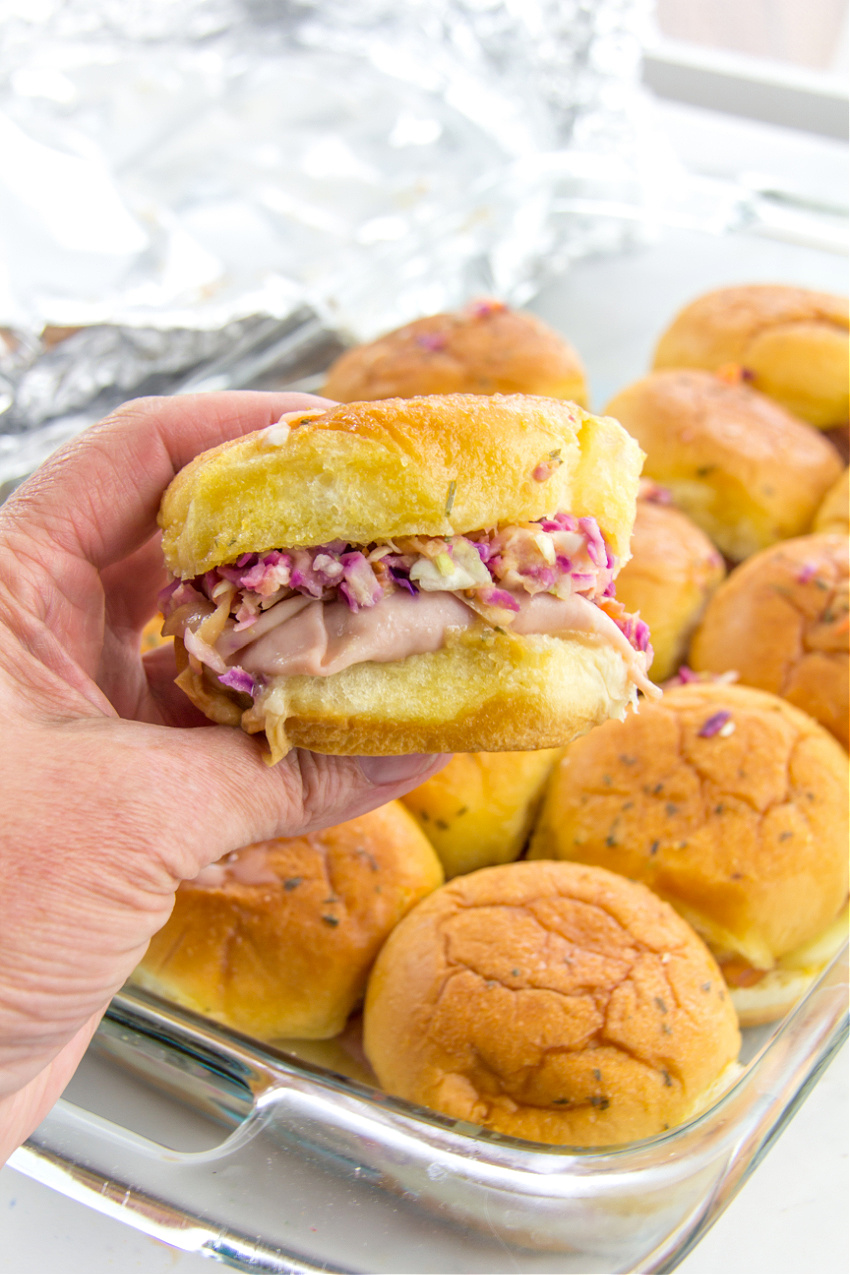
[1,391,335,572]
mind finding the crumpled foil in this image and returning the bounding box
[0,0,657,494]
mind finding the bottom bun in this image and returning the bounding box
[730,969,823,1028]
[175,630,646,762]
[728,910,848,1028]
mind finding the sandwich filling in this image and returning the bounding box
[160,513,657,700]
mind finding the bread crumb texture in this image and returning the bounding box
[364,860,740,1146]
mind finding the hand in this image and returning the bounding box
[0,391,447,1162]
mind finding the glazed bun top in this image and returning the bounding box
[363,859,741,1147]
[604,368,842,560]
[688,533,849,747]
[159,394,644,578]
[654,284,847,365]
[530,682,849,970]
[322,301,587,405]
[652,283,849,427]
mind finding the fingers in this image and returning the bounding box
[100,717,449,883]
[284,749,452,836]
[2,391,336,573]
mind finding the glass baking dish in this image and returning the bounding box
[9,943,848,1274]
[7,197,849,1272]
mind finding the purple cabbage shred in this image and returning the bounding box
[698,710,732,738]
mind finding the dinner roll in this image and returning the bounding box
[605,370,842,561]
[322,300,587,404]
[689,534,849,747]
[530,683,849,1025]
[813,468,849,535]
[364,860,741,1146]
[133,803,444,1040]
[401,748,563,878]
[614,488,725,681]
[652,284,849,429]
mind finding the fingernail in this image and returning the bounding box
[358,754,443,786]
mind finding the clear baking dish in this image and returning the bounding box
[7,203,849,1272]
[9,944,848,1274]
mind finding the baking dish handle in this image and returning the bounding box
[8,992,344,1272]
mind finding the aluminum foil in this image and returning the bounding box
[0,0,657,492]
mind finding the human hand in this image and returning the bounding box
[0,391,448,1162]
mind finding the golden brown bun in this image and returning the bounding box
[652,284,849,428]
[400,749,563,878]
[159,394,642,577]
[813,468,849,535]
[689,534,850,747]
[132,803,444,1041]
[615,497,725,681]
[322,302,588,405]
[363,860,741,1147]
[605,370,842,561]
[173,628,648,760]
[529,683,849,1023]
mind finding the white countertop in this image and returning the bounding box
[1,94,847,1275]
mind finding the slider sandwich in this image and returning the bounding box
[652,283,849,430]
[158,394,656,762]
[530,682,849,1025]
[322,299,588,404]
[364,860,742,1146]
[134,803,443,1041]
[401,748,565,878]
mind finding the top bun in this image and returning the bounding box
[363,860,741,1147]
[529,682,849,977]
[604,369,842,561]
[159,394,643,578]
[689,533,849,748]
[401,748,564,878]
[322,301,587,405]
[652,283,849,428]
[134,802,444,1041]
